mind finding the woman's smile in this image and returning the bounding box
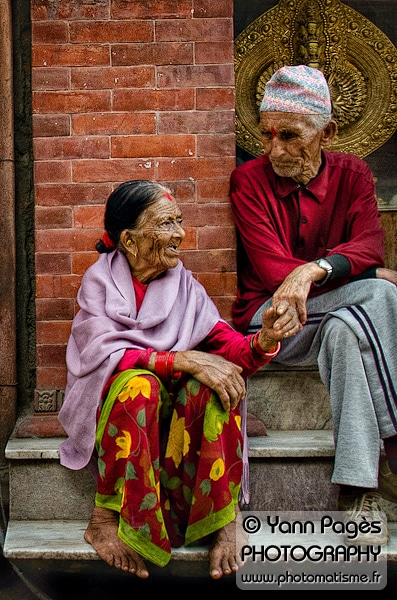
[166,244,180,255]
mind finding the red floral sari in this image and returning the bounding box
[95,368,243,567]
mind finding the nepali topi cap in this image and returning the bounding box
[260,65,332,115]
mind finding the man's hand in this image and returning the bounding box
[271,262,322,324]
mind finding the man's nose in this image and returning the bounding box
[268,137,286,158]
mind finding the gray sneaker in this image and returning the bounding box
[337,491,389,546]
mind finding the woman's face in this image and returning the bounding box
[125,194,186,283]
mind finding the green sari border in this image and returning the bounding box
[95,492,171,567]
[184,499,237,547]
[95,492,122,513]
[118,516,171,567]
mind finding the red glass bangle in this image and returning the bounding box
[166,351,176,378]
[155,352,168,379]
[251,331,281,359]
[155,351,176,379]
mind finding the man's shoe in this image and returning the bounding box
[337,491,389,546]
[378,457,397,503]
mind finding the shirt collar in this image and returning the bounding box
[274,151,329,203]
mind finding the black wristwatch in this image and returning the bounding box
[313,258,333,286]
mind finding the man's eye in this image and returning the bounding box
[279,131,296,141]
[261,129,297,142]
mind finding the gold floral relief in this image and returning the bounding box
[235,0,397,159]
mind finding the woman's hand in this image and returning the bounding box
[173,351,246,413]
[255,305,302,352]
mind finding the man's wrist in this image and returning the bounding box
[312,258,333,286]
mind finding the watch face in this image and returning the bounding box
[314,259,333,286]
[317,259,332,276]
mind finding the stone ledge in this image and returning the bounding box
[254,363,320,373]
[3,520,209,562]
[248,430,335,458]
[5,430,335,461]
[4,520,397,562]
[5,436,65,460]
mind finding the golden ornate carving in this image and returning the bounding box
[235,0,397,158]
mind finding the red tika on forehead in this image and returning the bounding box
[271,126,277,137]
[165,192,174,202]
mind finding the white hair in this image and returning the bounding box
[307,113,332,130]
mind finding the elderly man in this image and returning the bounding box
[229,64,397,545]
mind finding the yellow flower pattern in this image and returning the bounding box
[209,457,225,481]
[115,430,132,460]
[118,376,151,403]
[165,411,191,468]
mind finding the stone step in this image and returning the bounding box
[247,364,332,430]
[6,433,397,521]
[6,432,335,520]
[4,519,397,565]
[3,520,207,562]
[6,429,336,461]
[5,433,397,577]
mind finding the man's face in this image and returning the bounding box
[259,112,327,184]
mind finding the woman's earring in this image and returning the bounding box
[125,238,136,257]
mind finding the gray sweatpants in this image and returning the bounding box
[248,279,397,488]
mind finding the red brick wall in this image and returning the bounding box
[31,0,236,400]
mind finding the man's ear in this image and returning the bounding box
[321,119,338,147]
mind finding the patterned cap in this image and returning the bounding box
[260,65,332,115]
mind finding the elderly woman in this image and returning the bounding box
[58,180,300,579]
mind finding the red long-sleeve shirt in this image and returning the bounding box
[115,321,272,382]
[229,151,385,333]
[101,277,277,398]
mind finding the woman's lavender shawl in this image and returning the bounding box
[58,251,221,471]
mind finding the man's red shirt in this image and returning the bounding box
[229,150,385,333]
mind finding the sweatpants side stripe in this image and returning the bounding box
[346,305,397,428]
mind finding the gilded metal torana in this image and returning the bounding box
[235,0,397,159]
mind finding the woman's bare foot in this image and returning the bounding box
[84,506,149,578]
[208,506,247,579]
